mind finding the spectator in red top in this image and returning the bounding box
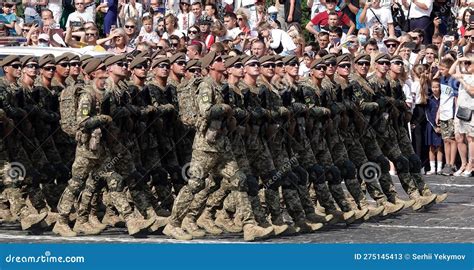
[305,0,355,37]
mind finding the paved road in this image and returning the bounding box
[0,175,472,243]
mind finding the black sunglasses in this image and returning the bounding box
[325,61,336,67]
[188,67,201,73]
[157,63,170,69]
[464,61,472,66]
[391,61,404,66]
[43,65,56,72]
[59,62,70,67]
[377,61,391,66]
[70,62,81,67]
[189,30,198,34]
[338,63,351,69]
[25,63,39,69]
[125,25,135,29]
[214,57,223,63]
[98,65,107,71]
[286,61,299,67]
[237,18,243,21]
[262,63,276,68]
[275,62,284,67]
[232,63,244,69]
[134,64,149,69]
[246,62,260,67]
[157,46,164,50]
[386,43,398,48]
[314,65,327,71]
[9,63,22,69]
[175,61,187,66]
[356,61,370,67]
[85,33,96,36]
[115,62,129,68]
[171,42,179,47]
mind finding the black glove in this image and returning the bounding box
[209,104,231,119]
[112,107,131,119]
[376,97,387,109]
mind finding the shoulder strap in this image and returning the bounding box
[369,8,388,36]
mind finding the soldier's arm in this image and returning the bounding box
[351,82,378,113]
[77,93,112,131]
[198,81,230,120]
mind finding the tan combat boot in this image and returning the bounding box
[306,211,336,225]
[215,210,242,233]
[394,197,416,209]
[102,208,122,227]
[422,189,448,204]
[89,214,107,231]
[20,212,48,230]
[352,207,369,222]
[359,198,384,220]
[0,208,15,223]
[182,216,206,237]
[410,192,437,211]
[197,208,222,235]
[52,216,77,237]
[163,223,193,241]
[146,208,168,233]
[73,216,103,235]
[39,209,59,227]
[380,201,404,216]
[125,216,155,236]
[243,223,274,241]
[327,209,356,224]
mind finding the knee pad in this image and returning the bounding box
[246,175,259,197]
[293,165,309,186]
[408,154,422,173]
[375,155,390,173]
[230,170,247,192]
[326,165,342,185]
[264,170,281,191]
[394,156,409,173]
[150,167,169,186]
[309,164,325,185]
[340,160,357,179]
[187,178,206,194]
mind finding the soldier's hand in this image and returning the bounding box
[98,114,113,124]
[161,103,176,113]
[322,107,331,116]
[376,97,387,109]
[278,106,290,117]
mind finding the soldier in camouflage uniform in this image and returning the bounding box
[54,58,155,237]
[333,54,403,217]
[65,53,83,86]
[387,55,447,204]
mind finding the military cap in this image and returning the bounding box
[391,55,403,62]
[83,58,104,74]
[201,51,220,69]
[224,56,242,68]
[170,53,186,64]
[0,55,20,67]
[282,55,298,64]
[152,57,170,69]
[259,55,274,64]
[65,52,80,62]
[336,53,352,65]
[80,54,93,63]
[130,56,148,69]
[274,55,284,63]
[322,53,336,63]
[104,54,127,66]
[20,55,37,66]
[55,53,70,64]
[354,54,371,63]
[81,57,94,69]
[186,59,200,70]
[309,57,326,69]
[38,54,56,67]
[243,55,259,65]
[126,52,135,62]
[374,53,391,63]
[136,50,150,59]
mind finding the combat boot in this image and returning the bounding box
[20,212,48,230]
[326,209,356,224]
[89,214,107,231]
[163,223,193,240]
[352,208,369,222]
[422,189,448,204]
[146,208,168,233]
[73,216,103,235]
[215,210,242,233]
[102,208,122,227]
[271,216,290,236]
[380,201,404,216]
[243,223,274,241]
[0,208,15,223]
[197,208,222,235]
[306,212,336,225]
[52,216,77,237]
[359,198,384,220]
[295,220,323,233]
[182,216,206,237]
[39,209,59,227]
[125,216,155,236]
[394,197,416,209]
[409,192,437,211]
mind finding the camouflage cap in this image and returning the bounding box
[259,55,275,64]
[186,59,201,70]
[83,58,104,75]
[322,53,336,63]
[169,52,186,64]
[224,55,242,68]
[243,55,259,65]
[65,52,80,62]
[201,51,218,69]
[309,57,326,69]
[136,50,150,59]
[80,54,93,63]
[129,56,148,69]
[0,55,20,67]
[354,54,371,63]
[282,55,297,64]
[336,53,352,65]
[55,53,70,64]
[38,54,56,67]
[104,54,127,66]
[391,55,403,62]
[151,57,170,69]
[274,55,284,63]
[374,53,391,63]
[20,55,37,66]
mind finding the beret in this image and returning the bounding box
[274,55,284,62]
[259,55,274,64]
[104,54,127,66]
[152,57,170,68]
[336,53,351,65]
[391,55,403,62]
[38,54,56,67]
[55,53,70,64]
[354,54,371,63]
[80,54,93,63]
[65,52,80,62]
[169,53,186,64]
[322,53,336,63]
[201,51,218,69]
[20,55,37,66]
[224,56,242,68]
[309,58,325,69]
[374,53,391,62]
[186,59,201,69]
[282,55,297,64]
[83,59,104,74]
[0,55,20,67]
[129,56,148,69]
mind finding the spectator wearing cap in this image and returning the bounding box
[384,37,400,56]
[20,56,39,90]
[0,55,22,86]
[359,0,395,37]
[37,54,57,89]
[258,21,297,56]
[198,16,213,48]
[0,1,17,36]
[118,0,143,27]
[66,0,94,30]
[38,33,50,47]
[305,0,355,37]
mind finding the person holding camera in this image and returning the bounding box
[65,0,93,30]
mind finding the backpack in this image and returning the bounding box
[59,83,85,137]
[177,77,202,127]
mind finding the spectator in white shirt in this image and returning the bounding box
[401,0,433,43]
[257,21,297,56]
[358,0,395,37]
[66,0,93,29]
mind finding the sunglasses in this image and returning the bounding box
[125,25,135,29]
[22,28,30,32]
[232,63,244,69]
[70,62,81,67]
[386,43,398,48]
[175,61,187,66]
[262,63,276,68]
[246,62,260,67]
[325,61,336,67]
[391,61,404,66]
[134,64,149,69]
[157,46,164,50]
[98,65,107,71]
[275,62,284,67]
[377,61,391,66]
[286,62,299,67]
[188,67,202,73]
[157,63,170,69]
[115,62,129,68]
[25,63,39,69]
[464,61,472,66]
[214,57,223,63]
[75,2,84,5]
[356,61,370,67]
[314,65,327,71]
[189,30,198,34]
[43,65,56,72]
[59,62,70,67]
[85,33,97,36]
[9,63,22,69]
[237,18,243,21]
[171,42,179,47]
[338,63,351,69]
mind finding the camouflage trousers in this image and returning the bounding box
[376,126,419,197]
[168,149,243,227]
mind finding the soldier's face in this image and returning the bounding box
[70,61,81,76]
[244,61,261,76]
[172,60,186,75]
[211,57,226,72]
[41,65,56,79]
[260,62,275,78]
[376,60,390,74]
[111,62,128,77]
[355,61,370,75]
[22,61,39,78]
[6,61,22,78]
[154,63,170,78]
[390,61,403,74]
[275,62,284,76]
[325,60,336,75]
[133,64,148,79]
[312,65,326,79]
[228,62,244,78]
[284,61,299,77]
[56,61,70,77]
[336,62,351,77]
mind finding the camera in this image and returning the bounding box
[70,21,83,28]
